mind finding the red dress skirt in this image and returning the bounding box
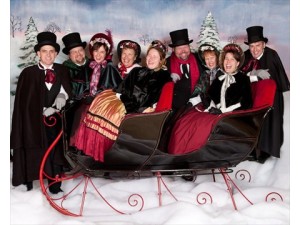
[72,89,126,162]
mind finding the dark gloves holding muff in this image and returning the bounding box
[208,107,222,115]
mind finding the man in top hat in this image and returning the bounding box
[242,25,290,163]
[11,31,72,194]
[166,28,204,111]
[62,32,92,98]
[159,29,204,153]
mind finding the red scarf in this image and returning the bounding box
[169,52,200,93]
[118,63,141,79]
[118,63,127,78]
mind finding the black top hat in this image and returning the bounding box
[62,32,87,55]
[169,28,193,47]
[34,31,60,53]
[244,26,268,45]
[117,40,141,63]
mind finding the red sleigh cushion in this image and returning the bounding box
[251,79,276,109]
[155,82,174,112]
[168,79,277,155]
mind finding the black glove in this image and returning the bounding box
[84,95,95,105]
[208,107,222,115]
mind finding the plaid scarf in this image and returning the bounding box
[89,60,107,95]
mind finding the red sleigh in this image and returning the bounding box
[39,79,276,216]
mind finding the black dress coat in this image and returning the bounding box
[116,67,172,113]
[166,53,205,111]
[11,63,72,186]
[243,47,290,157]
[208,70,253,111]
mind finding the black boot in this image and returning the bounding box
[246,150,257,161]
[256,151,270,164]
[23,181,33,191]
[48,179,63,194]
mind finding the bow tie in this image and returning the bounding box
[89,60,107,69]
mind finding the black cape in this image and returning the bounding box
[243,47,290,157]
[11,63,72,186]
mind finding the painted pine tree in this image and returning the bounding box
[17,16,39,69]
[197,11,222,51]
[11,17,39,95]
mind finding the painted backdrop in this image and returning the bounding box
[10,0,290,114]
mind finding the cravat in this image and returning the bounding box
[242,58,260,73]
[252,59,259,70]
[89,60,107,96]
[219,73,236,109]
[45,69,56,84]
[180,64,190,79]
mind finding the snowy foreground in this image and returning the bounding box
[10,92,291,225]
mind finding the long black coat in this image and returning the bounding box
[11,63,72,186]
[243,47,290,157]
[166,53,205,111]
